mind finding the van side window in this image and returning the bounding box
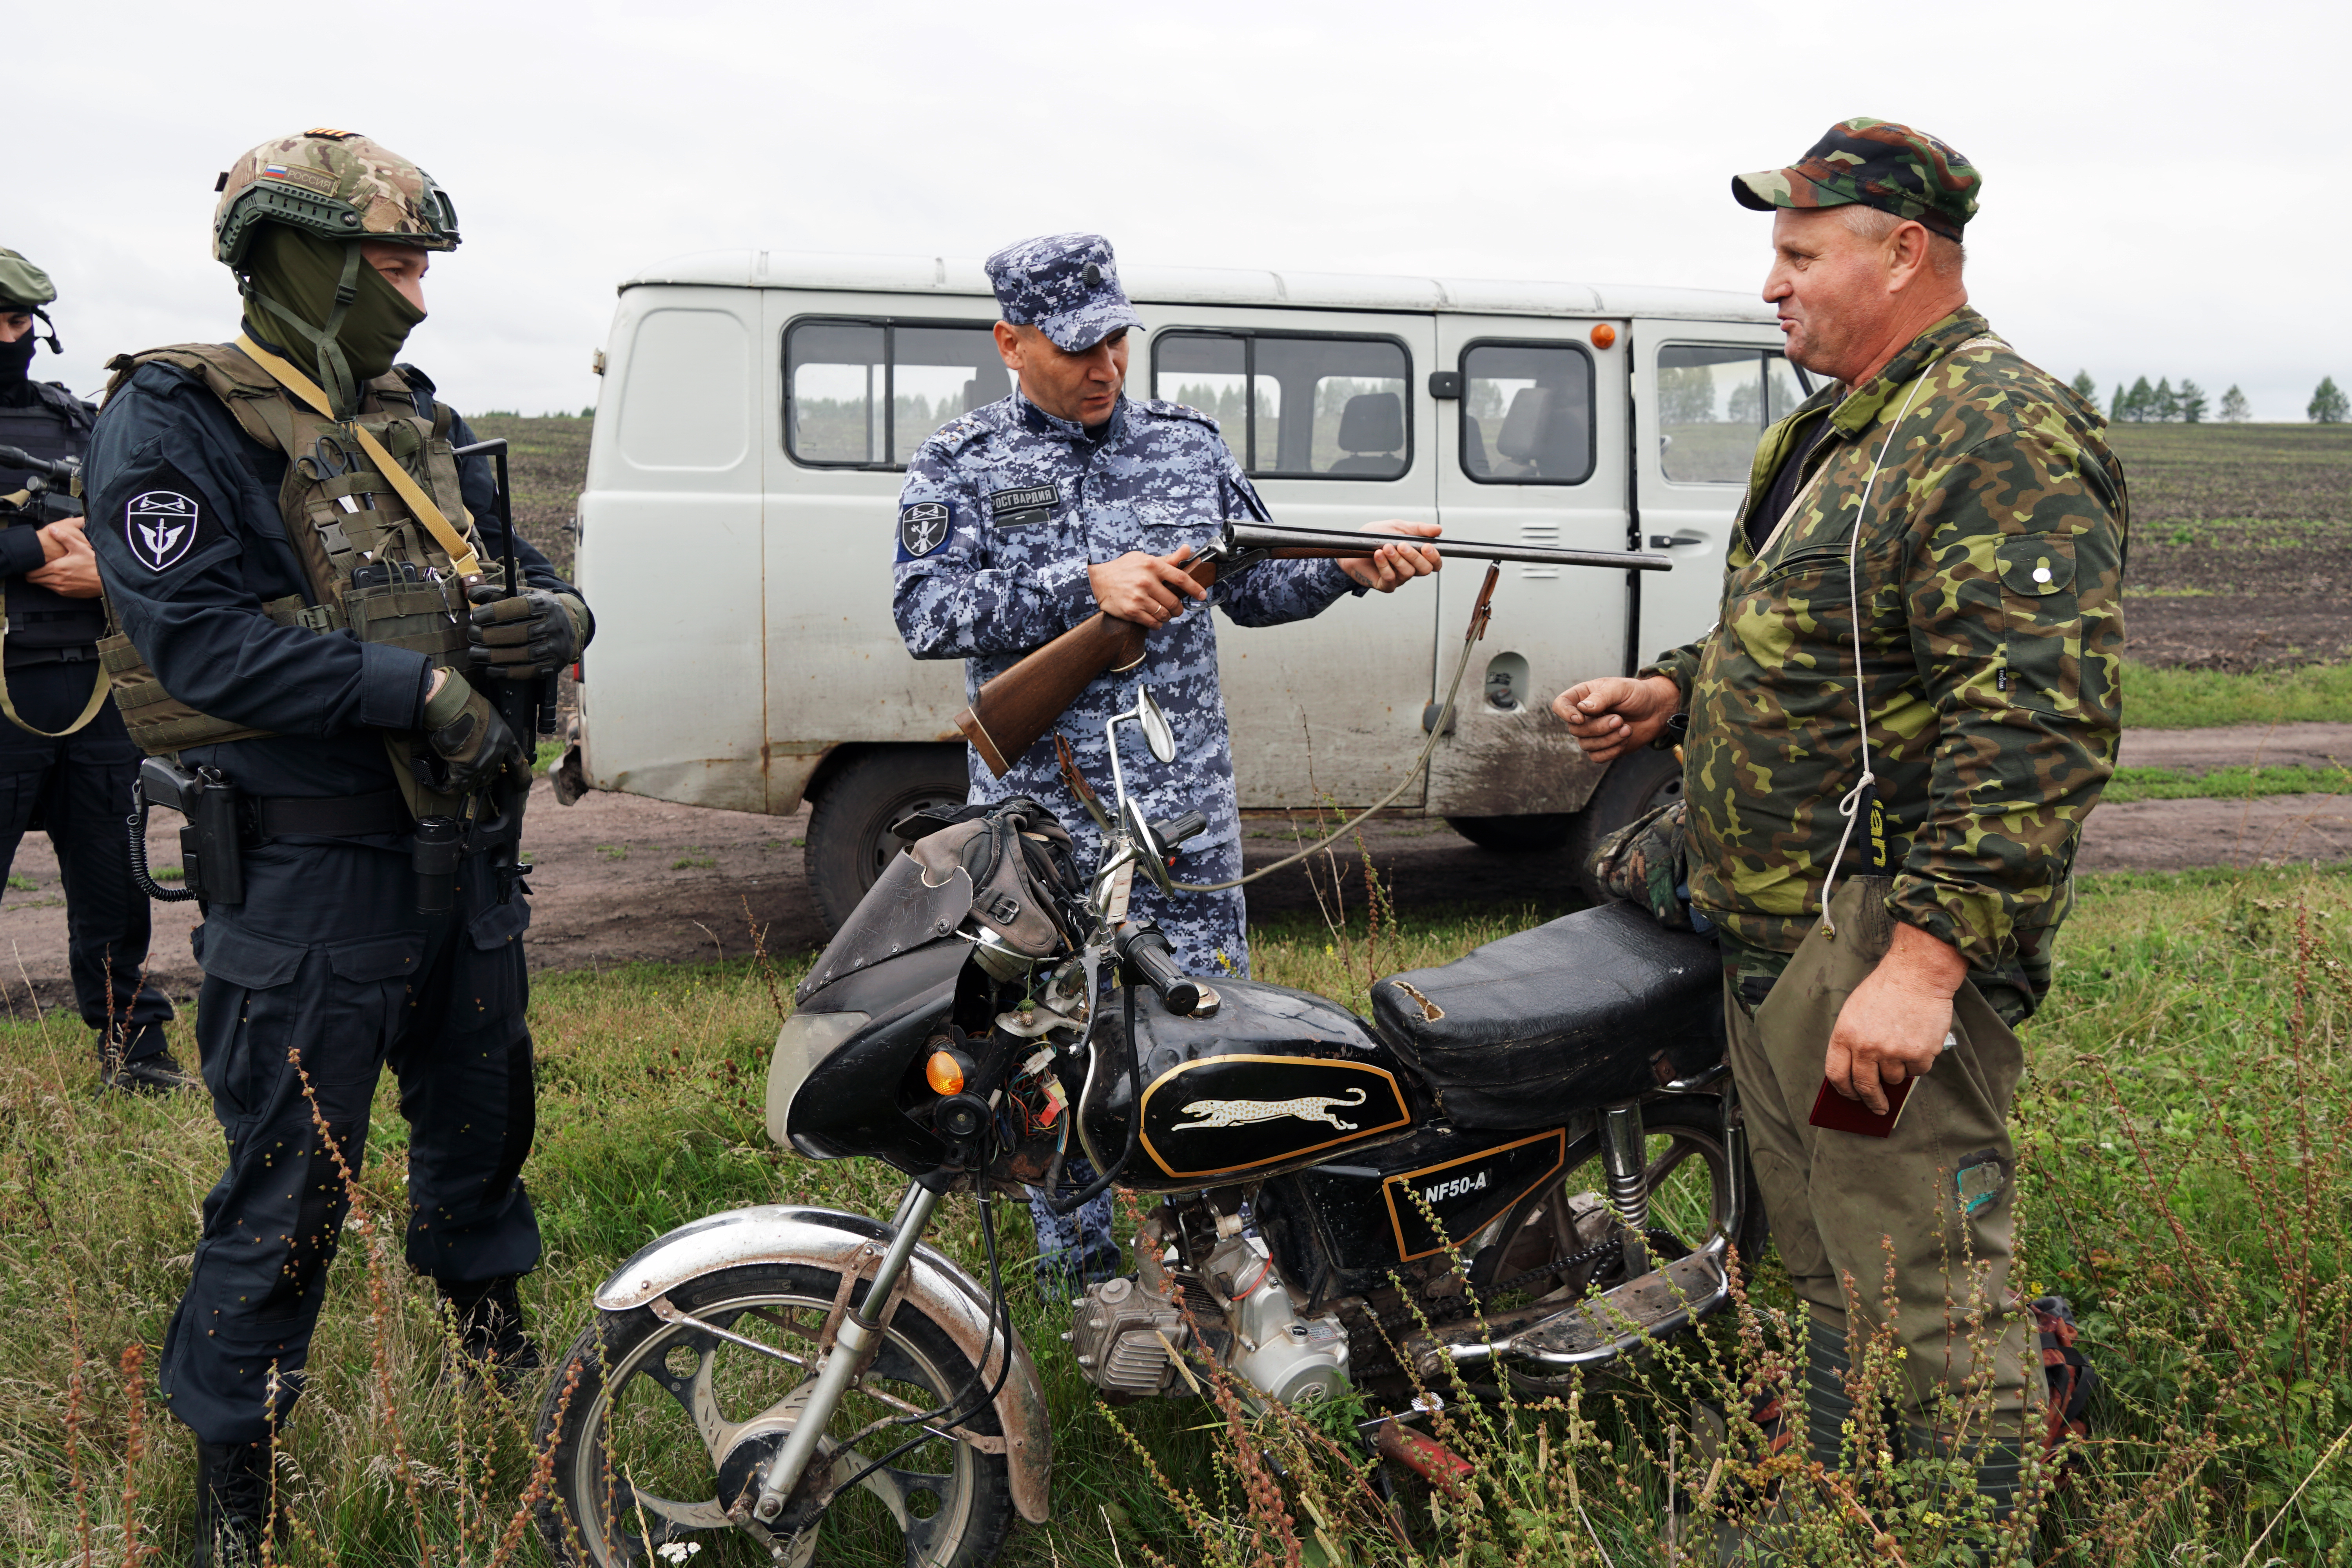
[1656,346,1813,483]
[784,318,1007,469]
[1152,332,1411,479]
[1459,342,1595,485]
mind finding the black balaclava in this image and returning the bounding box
[0,332,34,387]
[240,224,425,417]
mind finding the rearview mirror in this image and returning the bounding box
[1136,686,1176,764]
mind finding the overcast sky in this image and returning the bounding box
[16,0,2348,422]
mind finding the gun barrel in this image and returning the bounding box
[0,445,76,485]
[1220,521,1671,573]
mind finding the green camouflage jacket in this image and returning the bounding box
[1641,307,2127,1011]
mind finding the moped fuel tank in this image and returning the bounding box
[1082,981,1422,1189]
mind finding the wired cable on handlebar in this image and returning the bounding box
[1168,564,1499,893]
[1047,981,1143,1213]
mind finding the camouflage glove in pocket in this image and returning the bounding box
[1586,797,1701,931]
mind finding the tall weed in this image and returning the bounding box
[1,867,2347,1563]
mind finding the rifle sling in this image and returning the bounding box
[233,334,484,579]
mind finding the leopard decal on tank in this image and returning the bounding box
[1079,979,1421,1187]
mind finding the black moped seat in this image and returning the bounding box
[1369,900,1724,1130]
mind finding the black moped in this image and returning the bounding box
[535,685,1757,1568]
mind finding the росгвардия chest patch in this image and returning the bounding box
[986,483,1058,531]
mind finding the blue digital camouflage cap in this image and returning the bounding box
[984,232,1143,353]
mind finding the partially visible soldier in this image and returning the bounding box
[0,248,184,1092]
[1557,120,2123,1536]
[893,233,1439,1287]
[85,131,592,1565]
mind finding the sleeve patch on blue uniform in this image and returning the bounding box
[899,502,951,558]
[124,490,203,570]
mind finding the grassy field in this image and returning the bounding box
[2126,659,2352,729]
[4,867,2348,1566]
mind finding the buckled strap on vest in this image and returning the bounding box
[233,334,484,578]
[247,788,411,841]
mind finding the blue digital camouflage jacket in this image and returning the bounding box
[892,388,1358,878]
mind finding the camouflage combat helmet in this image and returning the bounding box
[213,129,460,269]
[0,248,63,354]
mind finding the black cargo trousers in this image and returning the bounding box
[0,659,174,1047]
[159,831,539,1447]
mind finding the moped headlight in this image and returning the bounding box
[765,1011,868,1146]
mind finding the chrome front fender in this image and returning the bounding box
[595,1203,1051,1524]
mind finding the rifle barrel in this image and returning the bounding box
[1221,521,1671,573]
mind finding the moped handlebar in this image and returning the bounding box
[1149,809,1209,849]
[1116,922,1201,1017]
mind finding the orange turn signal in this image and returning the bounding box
[1590,323,1617,350]
[926,1050,967,1096]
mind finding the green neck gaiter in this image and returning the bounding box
[240,225,425,415]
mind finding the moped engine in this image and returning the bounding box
[1067,1276,1190,1396]
[1201,1232,1350,1406]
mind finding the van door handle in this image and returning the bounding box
[1649,531,1708,549]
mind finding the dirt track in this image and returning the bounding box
[3,721,2348,1013]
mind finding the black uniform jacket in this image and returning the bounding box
[86,351,574,800]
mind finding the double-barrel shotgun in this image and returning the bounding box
[952,521,1672,776]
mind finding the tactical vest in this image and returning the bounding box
[97,342,495,817]
[0,383,109,656]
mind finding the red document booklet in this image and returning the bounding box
[1808,1074,1915,1138]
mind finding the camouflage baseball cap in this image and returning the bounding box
[0,249,56,312]
[213,129,461,269]
[985,233,1142,353]
[1733,118,1979,240]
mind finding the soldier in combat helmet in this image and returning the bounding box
[84,131,592,1564]
[893,233,1440,1289]
[0,248,185,1092]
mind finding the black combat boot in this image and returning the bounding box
[193,1439,278,1566]
[437,1274,543,1387]
[95,1024,194,1097]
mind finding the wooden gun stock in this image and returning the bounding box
[953,555,1221,776]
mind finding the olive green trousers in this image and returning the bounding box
[1726,876,2034,1434]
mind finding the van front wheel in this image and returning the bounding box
[804,747,971,935]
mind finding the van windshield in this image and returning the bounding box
[786,319,1009,468]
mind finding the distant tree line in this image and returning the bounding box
[2069,370,2348,424]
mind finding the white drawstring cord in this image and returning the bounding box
[1818,371,1931,936]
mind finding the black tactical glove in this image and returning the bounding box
[421,670,526,793]
[466,587,592,679]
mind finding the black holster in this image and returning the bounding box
[133,756,244,906]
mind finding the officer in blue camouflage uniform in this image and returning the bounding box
[893,233,1438,1286]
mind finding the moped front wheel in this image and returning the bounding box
[534,1260,1015,1568]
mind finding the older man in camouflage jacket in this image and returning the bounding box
[1557,120,2125,1521]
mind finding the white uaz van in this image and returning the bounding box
[567,251,1808,929]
